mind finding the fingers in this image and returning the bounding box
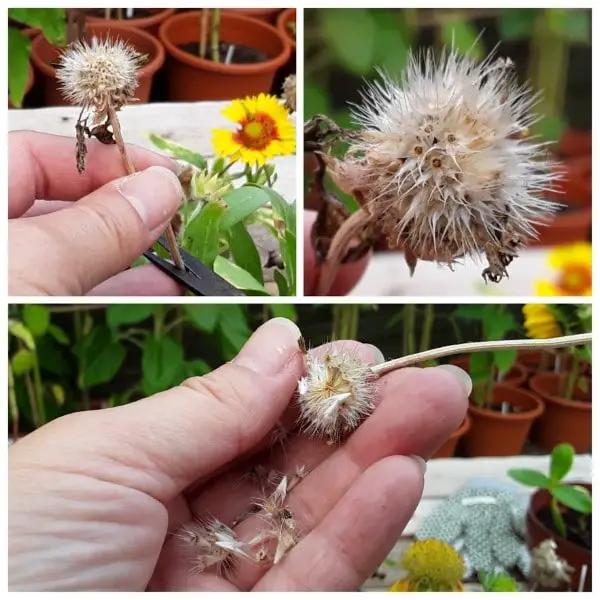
[9,131,179,218]
[255,456,424,591]
[88,264,185,296]
[303,211,370,296]
[9,166,183,295]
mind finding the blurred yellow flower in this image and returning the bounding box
[536,243,592,296]
[389,539,466,592]
[212,93,295,167]
[523,304,562,339]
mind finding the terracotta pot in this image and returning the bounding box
[461,383,544,457]
[30,23,164,107]
[159,11,290,102]
[432,414,471,458]
[223,8,282,24]
[8,63,34,108]
[529,372,591,452]
[85,8,176,36]
[526,484,591,591]
[557,128,591,159]
[277,8,296,51]
[517,350,574,383]
[532,206,592,247]
[450,356,528,388]
[554,156,591,208]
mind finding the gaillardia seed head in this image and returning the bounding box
[297,351,375,443]
[57,37,145,124]
[327,49,560,283]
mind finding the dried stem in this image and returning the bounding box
[116,7,124,20]
[314,207,370,295]
[199,10,209,58]
[211,9,221,63]
[371,333,592,378]
[106,105,185,270]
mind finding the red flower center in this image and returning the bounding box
[233,112,280,151]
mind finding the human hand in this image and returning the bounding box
[304,210,371,295]
[8,131,184,296]
[8,318,469,591]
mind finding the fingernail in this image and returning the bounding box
[434,364,473,397]
[364,344,385,365]
[118,165,182,230]
[409,454,427,475]
[233,317,302,376]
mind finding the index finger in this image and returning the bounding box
[8,130,179,218]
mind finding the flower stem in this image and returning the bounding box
[370,333,592,378]
[211,9,221,63]
[107,104,185,271]
[8,362,19,438]
[564,353,581,400]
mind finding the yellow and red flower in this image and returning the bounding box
[536,242,592,296]
[212,93,295,167]
[523,304,562,339]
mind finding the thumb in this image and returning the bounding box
[9,165,182,295]
[11,318,303,504]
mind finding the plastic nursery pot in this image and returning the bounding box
[277,8,296,51]
[8,64,35,108]
[557,128,592,159]
[461,383,544,457]
[85,8,176,36]
[526,484,592,591]
[528,372,591,453]
[450,356,528,388]
[29,23,164,107]
[223,8,282,24]
[158,10,291,102]
[431,414,472,459]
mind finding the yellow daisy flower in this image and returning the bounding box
[523,304,562,339]
[212,93,295,167]
[535,242,592,296]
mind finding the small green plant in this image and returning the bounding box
[508,443,592,538]
[480,570,521,592]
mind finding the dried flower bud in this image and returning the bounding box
[327,49,560,283]
[282,74,296,112]
[57,37,145,124]
[297,351,375,443]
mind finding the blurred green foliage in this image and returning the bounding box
[305,8,591,141]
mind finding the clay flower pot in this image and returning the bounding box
[159,11,290,102]
[277,8,296,51]
[526,484,591,591]
[432,414,471,459]
[529,372,591,452]
[223,8,282,24]
[517,350,574,384]
[462,384,544,457]
[30,23,164,107]
[450,356,528,388]
[8,64,34,108]
[557,128,591,159]
[85,8,176,36]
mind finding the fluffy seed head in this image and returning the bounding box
[57,37,145,124]
[328,48,560,282]
[297,351,375,443]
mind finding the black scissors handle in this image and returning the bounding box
[143,237,245,297]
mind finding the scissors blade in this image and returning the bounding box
[143,237,245,297]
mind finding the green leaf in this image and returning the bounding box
[320,8,376,75]
[147,133,208,169]
[51,384,65,406]
[549,8,590,43]
[11,348,35,375]
[37,336,72,376]
[23,305,50,337]
[493,349,517,375]
[8,8,66,45]
[142,335,185,396]
[263,189,295,233]
[269,304,297,321]
[498,9,537,40]
[220,186,272,231]
[217,305,252,359]
[534,115,565,143]
[549,443,575,483]
[213,257,269,295]
[7,28,31,108]
[181,359,211,379]
[274,269,289,296]
[210,156,226,176]
[552,484,592,514]
[469,352,494,382]
[9,320,35,350]
[282,230,296,294]
[184,305,221,333]
[185,201,226,267]
[372,10,411,76]
[81,326,126,388]
[47,324,69,345]
[304,80,331,120]
[441,20,484,61]
[106,304,158,329]
[228,222,264,285]
[507,468,551,489]
[453,305,485,320]
[485,308,517,340]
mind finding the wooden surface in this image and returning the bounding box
[362,454,592,591]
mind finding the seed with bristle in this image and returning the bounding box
[297,352,375,443]
[326,48,560,283]
[57,37,145,125]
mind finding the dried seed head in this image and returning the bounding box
[328,48,560,282]
[57,37,145,124]
[282,74,297,112]
[297,351,375,443]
